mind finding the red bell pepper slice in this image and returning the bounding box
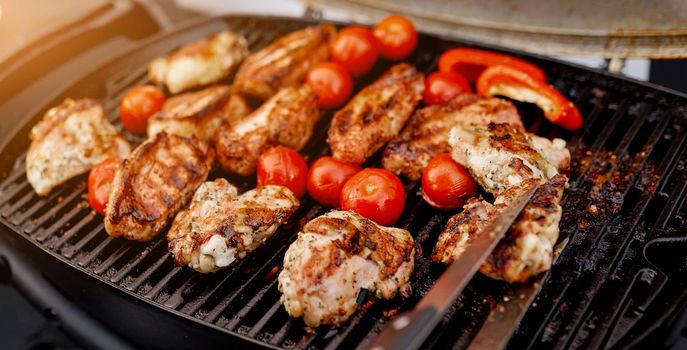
[439,48,546,83]
[476,65,582,131]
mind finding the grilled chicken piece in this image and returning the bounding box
[328,63,424,164]
[382,95,523,180]
[449,123,559,198]
[147,85,251,141]
[168,179,299,273]
[104,133,214,242]
[149,31,248,94]
[532,136,570,173]
[480,174,566,282]
[432,198,503,263]
[433,122,570,282]
[279,210,415,327]
[233,24,335,100]
[26,98,130,196]
[215,85,319,176]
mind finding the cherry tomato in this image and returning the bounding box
[330,26,380,77]
[305,62,354,109]
[340,168,405,226]
[307,156,361,207]
[119,85,165,134]
[87,157,121,214]
[421,154,478,210]
[373,15,418,60]
[257,146,308,198]
[423,71,472,105]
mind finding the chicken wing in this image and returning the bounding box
[215,84,319,176]
[104,132,214,242]
[233,24,335,100]
[278,210,415,327]
[26,98,130,196]
[382,95,523,180]
[148,31,249,94]
[328,63,424,164]
[168,179,299,273]
[147,85,251,141]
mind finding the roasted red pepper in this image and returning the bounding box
[439,48,546,83]
[476,65,582,131]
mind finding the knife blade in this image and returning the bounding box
[369,185,538,350]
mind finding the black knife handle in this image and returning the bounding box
[369,307,439,350]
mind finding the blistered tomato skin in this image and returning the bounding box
[340,168,405,226]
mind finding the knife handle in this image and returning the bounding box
[369,307,439,350]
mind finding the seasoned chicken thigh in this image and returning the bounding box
[279,210,415,327]
[382,95,523,180]
[168,179,299,273]
[215,85,319,176]
[26,98,130,196]
[433,122,570,282]
[147,85,251,141]
[233,24,335,100]
[328,63,424,164]
[149,31,248,94]
[104,133,214,242]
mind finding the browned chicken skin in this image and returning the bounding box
[215,85,319,176]
[278,210,415,327]
[168,179,299,273]
[104,132,214,242]
[382,95,523,180]
[328,63,424,164]
[147,85,251,141]
[233,24,336,100]
[433,122,570,282]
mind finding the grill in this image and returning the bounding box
[1,15,687,350]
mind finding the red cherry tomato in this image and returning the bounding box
[87,157,121,214]
[307,156,361,208]
[423,71,472,105]
[305,62,354,109]
[257,146,308,198]
[373,15,418,60]
[340,168,405,226]
[120,85,165,134]
[421,154,478,210]
[330,26,380,77]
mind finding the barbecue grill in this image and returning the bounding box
[1,15,687,350]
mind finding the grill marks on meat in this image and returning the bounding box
[433,122,571,282]
[328,63,424,164]
[278,210,414,327]
[167,179,299,273]
[382,95,523,180]
[105,133,214,242]
[480,174,566,282]
[233,24,335,100]
[147,85,251,141]
[449,123,558,197]
[148,31,249,94]
[26,98,131,196]
[215,85,319,176]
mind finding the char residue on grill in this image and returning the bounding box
[0,16,686,350]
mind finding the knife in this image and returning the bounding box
[369,185,538,350]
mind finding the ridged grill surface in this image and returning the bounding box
[1,16,686,349]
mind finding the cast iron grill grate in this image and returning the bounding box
[1,16,686,349]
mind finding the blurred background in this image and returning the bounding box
[0,0,685,348]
